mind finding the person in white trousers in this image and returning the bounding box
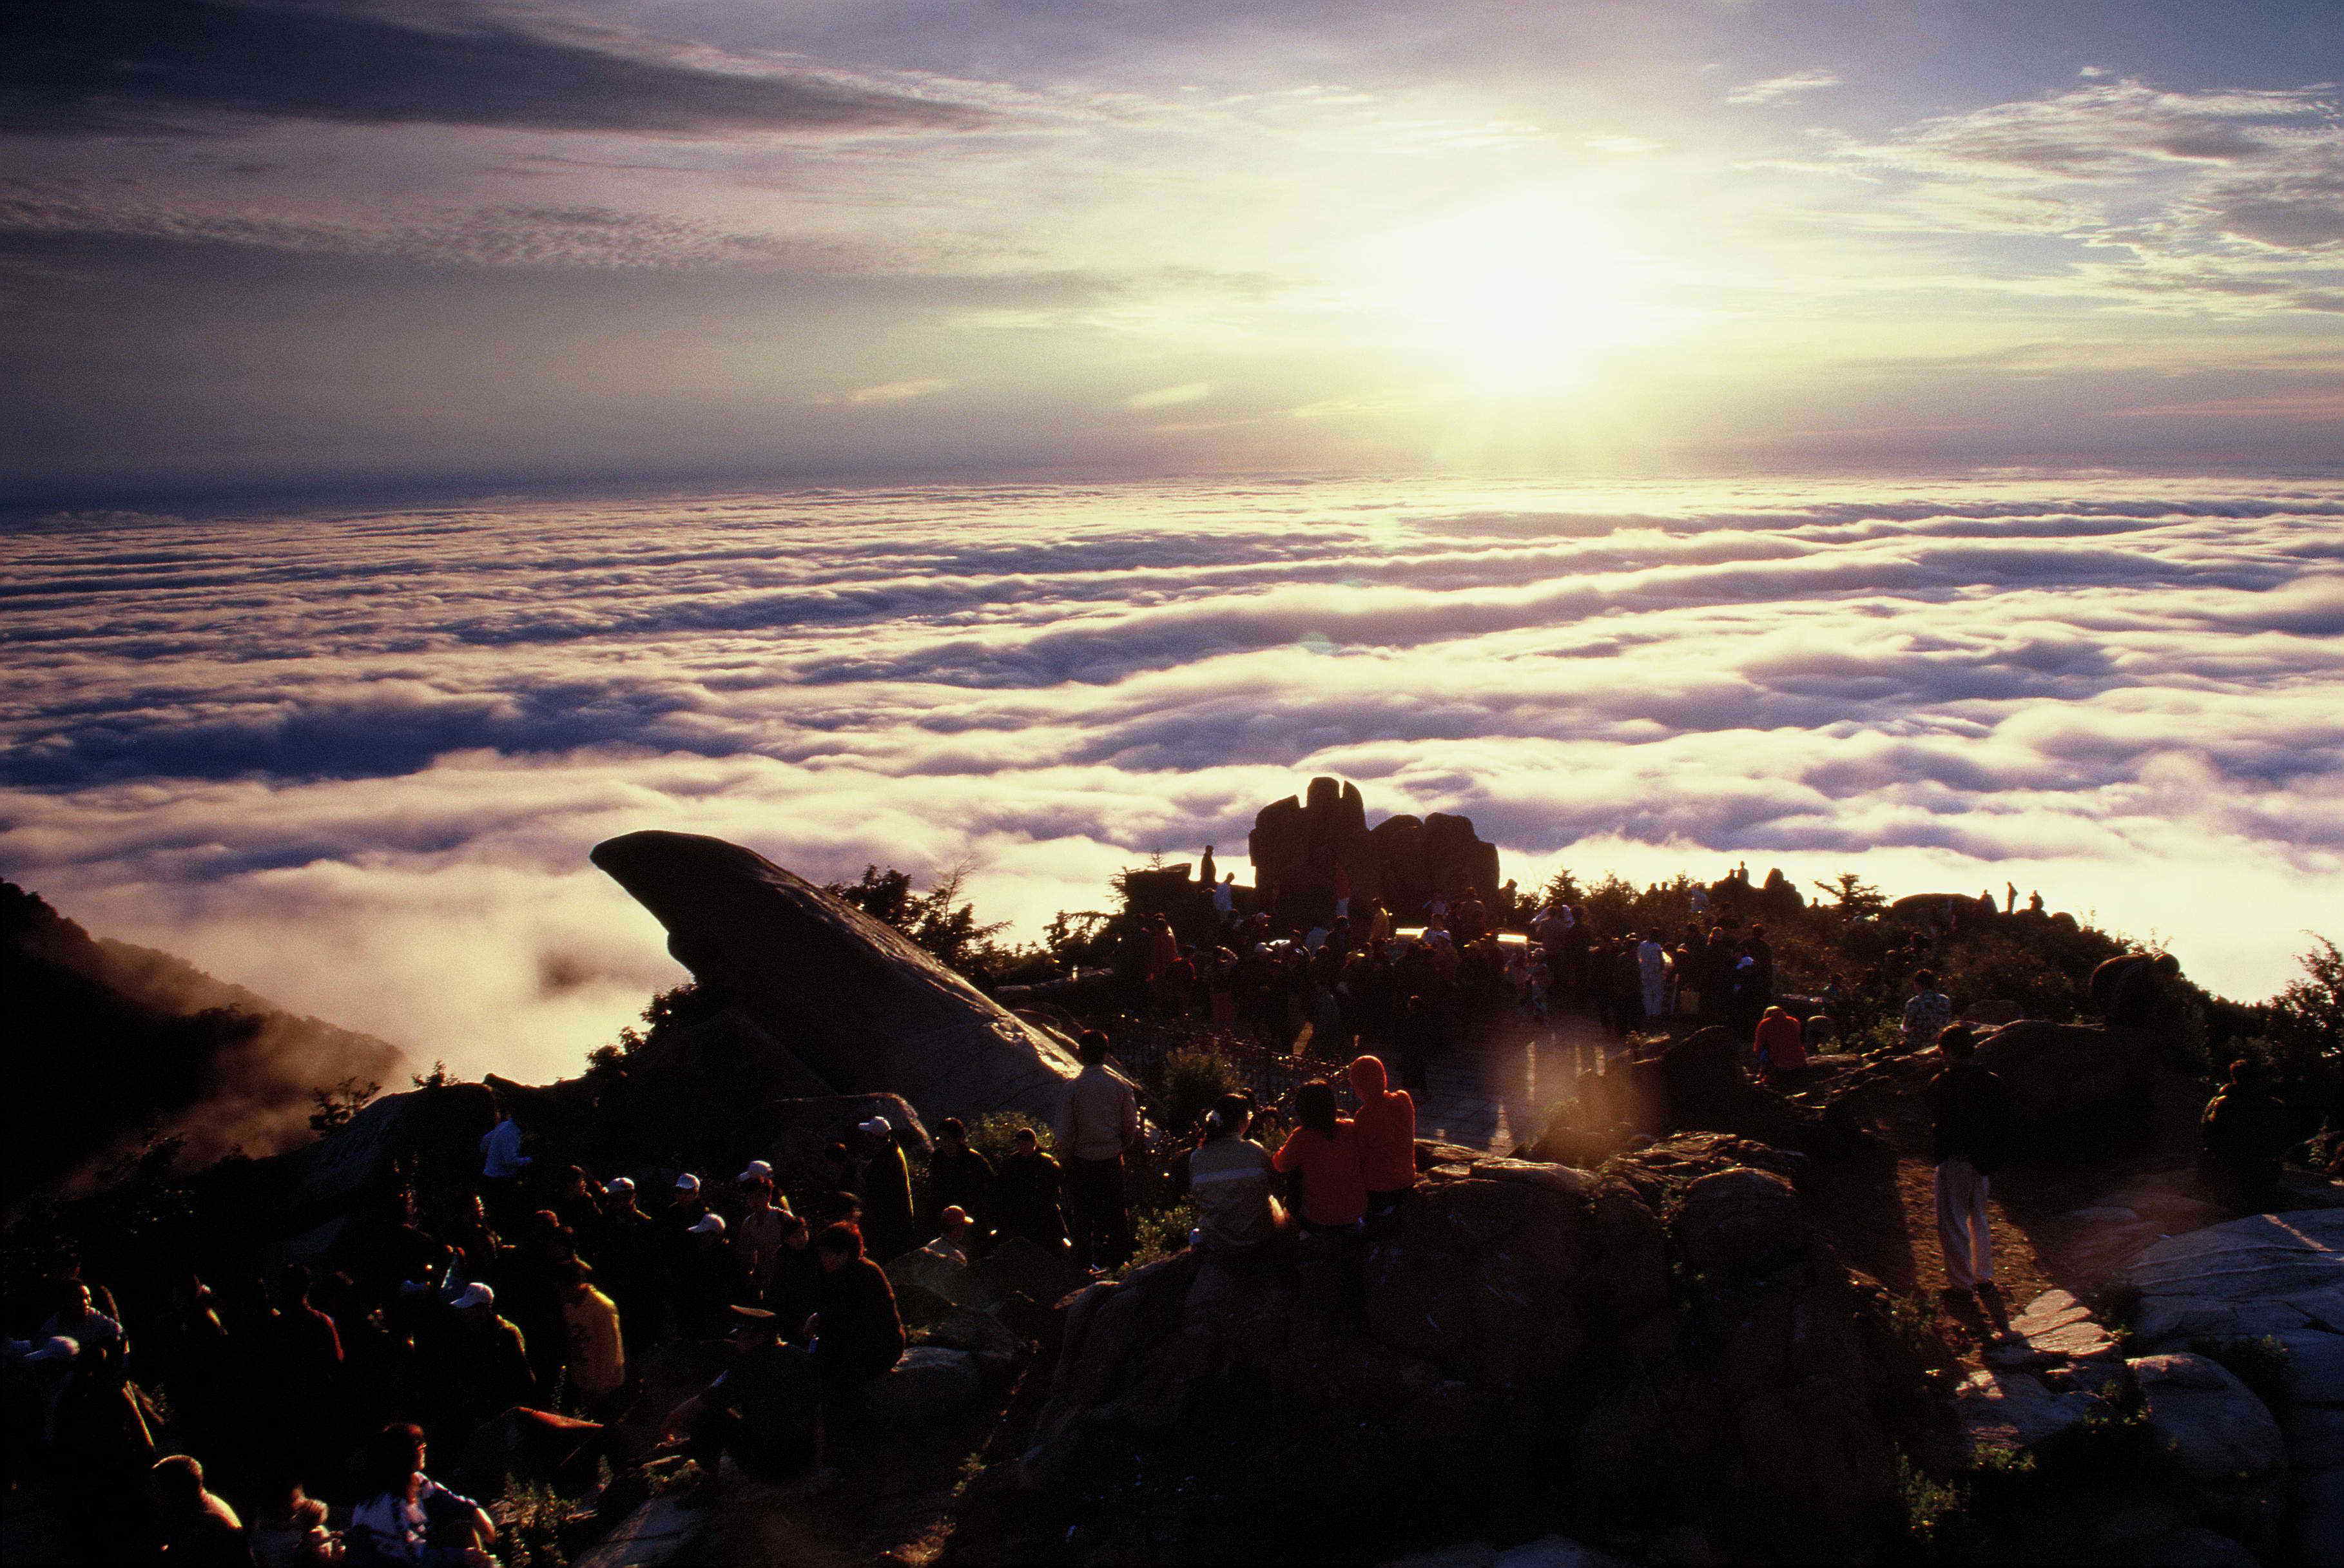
[1925,1024,2013,1330]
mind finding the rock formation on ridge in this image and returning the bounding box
[589,830,1080,1127]
[1248,776,1502,925]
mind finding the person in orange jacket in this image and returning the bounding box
[1346,1054,1418,1221]
[1754,1005,1807,1083]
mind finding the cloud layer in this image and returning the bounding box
[3,474,2339,1079]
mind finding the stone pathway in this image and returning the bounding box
[1411,1008,1623,1154]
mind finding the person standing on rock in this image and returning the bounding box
[1925,1025,2013,1330]
[1057,1031,1143,1272]
[478,1101,532,1227]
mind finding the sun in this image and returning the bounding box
[1350,194,1688,393]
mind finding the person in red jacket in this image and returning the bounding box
[1753,1005,1807,1083]
[1272,1081,1366,1230]
[1346,1055,1417,1222]
[1272,1080,1368,1324]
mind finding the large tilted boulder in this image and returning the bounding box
[590,831,1079,1127]
[960,1133,1921,1566]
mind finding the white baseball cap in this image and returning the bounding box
[673,1172,701,1193]
[687,1213,726,1235]
[605,1177,635,1196]
[450,1282,495,1311]
[858,1117,891,1136]
[737,1160,773,1183]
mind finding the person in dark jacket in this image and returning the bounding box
[810,1223,905,1437]
[2202,1057,2296,1211]
[1924,1025,2014,1328]
[854,1118,918,1263]
[924,1118,995,1239]
[993,1127,1068,1252]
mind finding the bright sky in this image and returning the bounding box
[5,0,2341,496]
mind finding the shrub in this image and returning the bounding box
[2188,1334,2291,1411]
[1161,1047,1241,1136]
[965,1108,1054,1165]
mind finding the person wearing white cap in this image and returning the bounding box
[675,1212,733,1336]
[853,1118,916,1262]
[447,1277,536,1425]
[735,1175,790,1306]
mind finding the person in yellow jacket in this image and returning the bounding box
[557,1262,625,1416]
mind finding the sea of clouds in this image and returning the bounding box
[3,474,2339,1081]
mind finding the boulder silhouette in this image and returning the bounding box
[982,1134,1917,1565]
[1973,1020,2153,1156]
[589,831,1080,1127]
[1246,777,1502,925]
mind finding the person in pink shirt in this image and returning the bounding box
[1346,1055,1417,1222]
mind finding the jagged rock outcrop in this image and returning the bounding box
[1246,777,1500,924]
[590,831,1079,1127]
[956,1132,1922,1566]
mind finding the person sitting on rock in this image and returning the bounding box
[1901,971,1952,1054]
[146,1455,255,1568]
[1273,1081,1368,1233]
[898,1206,980,1304]
[1753,1005,1807,1083]
[809,1223,906,1435]
[347,1422,496,1567]
[2202,1057,2296,1212]
[663,1305,822,1489]
[1188,1092,1283,1258]
[1924,1025,2013,1331]
[926,1118,996,1241]
[1346,1055,1417,1223]
[1274,1081,1370,1324]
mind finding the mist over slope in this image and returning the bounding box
[2,474,2338,1081]
[1,881,403,1199]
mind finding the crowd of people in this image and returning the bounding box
[2,1095,1008,1565]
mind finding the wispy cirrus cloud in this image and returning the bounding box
[3,0,993,137]
[1724,70,1842,106]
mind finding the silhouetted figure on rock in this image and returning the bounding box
[2202,1057,2295,1211]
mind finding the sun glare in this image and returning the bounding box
[1352,195,1688,393]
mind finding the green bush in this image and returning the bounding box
[1162,1047,1241,1136]
[965,1108,1054,1165]
[2188,1333,2292,1411]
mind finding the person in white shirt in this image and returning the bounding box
[1054,1031,1142,1270]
